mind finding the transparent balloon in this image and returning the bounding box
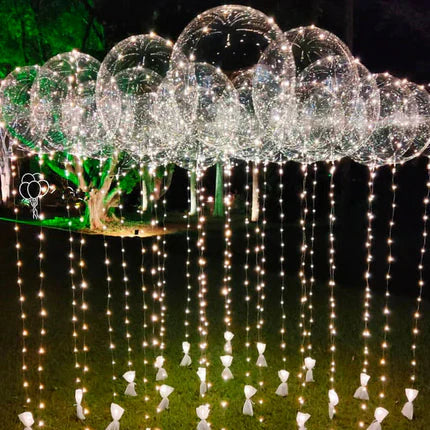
[0,65,41,153]
[30,51,101,155]
[96,34,173,159]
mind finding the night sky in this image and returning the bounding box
[93,0,430,83]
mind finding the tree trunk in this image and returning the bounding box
[0,133,12,203]
[87,188,107,230]
[141,179,148,213]
[251,164,259,222]
[190,171,197,215]
[213,162,224,217]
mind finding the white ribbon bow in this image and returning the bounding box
[256,342,267,367]
[221,355,234,380]
[105,403,124,430]
[196,404,210,430]
[354,373,371,400]
[180,341,192,367]
[224,331,234,354]
[155,355,168,381]
[296,411,311,429]
[158,384,174,412]
[275,369,290,397]
[123,370,137,396]
[401,388,418,420]
[75,388,85,420]
[197,367,208,396]
[328,389,339,419]
[304,357,316,382]
[367,407,389,430]
[18,411,34,430]
[243,385,257,416]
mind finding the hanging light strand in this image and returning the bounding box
[298,164,309,380]
[183,171,193,341]
[223,162,233,330]
[362,167,376,373]
[118,182,133,369]
[159,168,168,354]
[307,163,318,354]
[328,163,337,388]
[138,163,149,396]
[379,165,398,400]
[410,161,430,385]
[279,162,287,363]
[36,169,47,424]
[196,169,209,367]
[12,148,31,406]
[244,162,252,376]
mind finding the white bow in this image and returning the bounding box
[401,388,418,420]
[123,370,137,396]
[155,355,168,381]
[275,370,290,397]
[367,407,389,430]
[296,411,311,429]
[196,404,210,430]
[243,385,257,416]
[75,389,85,420]
[180,341,192,367]
[224,331,234,354]
[256,342,267,367]
[354,373,371,400]
[304,357,316,382]
[158,384,174,412]
[328,389,339,419]
[220,355,234,381]
[105,403,124,430]
[197,367,208,396]
[18,411,34,430]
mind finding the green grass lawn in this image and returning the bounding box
[0,220,429,429]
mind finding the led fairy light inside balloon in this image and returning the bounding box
[378,164,398,402]
[402,161,430,420]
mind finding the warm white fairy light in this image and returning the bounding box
[65,193,81,388]
[355,167,377,424]
[399,161,430,421]
[196,169,209,370]
[78,226,89,400]
[298,163,309,388]
[279,162,287,363]
[36,170,47,426]
[306,163,318,354]
[12,149,31,407]
[378,165,397,402]
[244,162,252,377]
[410,162,430,383]
[117,189,133,370]
[183,171,193,342]
[159,168,168,354]
[222,162,233,347]
[138,163,149,398]
[102,231,118,398]
[327,162,338,417]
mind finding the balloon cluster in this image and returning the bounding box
[1,5,430,168]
